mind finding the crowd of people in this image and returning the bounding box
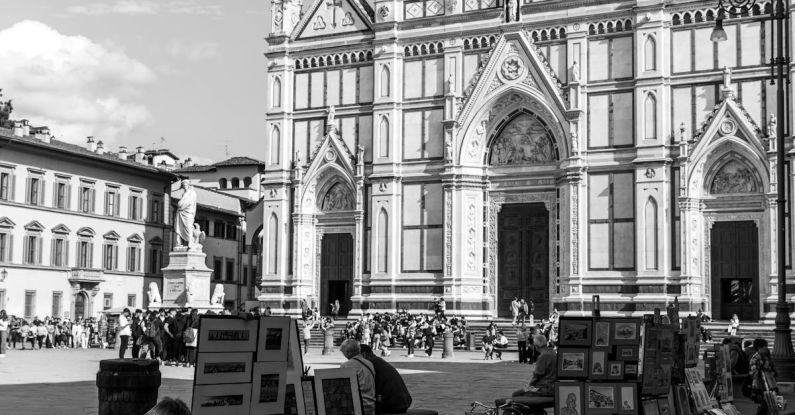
[0,310,121,355]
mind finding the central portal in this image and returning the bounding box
[497,203,549,318]
[320,233,353,317]
[710,221,759,321]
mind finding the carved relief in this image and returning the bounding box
[710,160,758,194]
[320,183,354,211]
[445,189,453,277]
[570,184,579,275]
[341,12,354,26]
[466,201,477,272]
[499,56,525,81]
[313,16,326,30]
[489,113,555,165]
[377,5,391,21]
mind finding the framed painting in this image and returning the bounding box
[286,319,304,375]
[656,398,672,415]
[198,316,258,353]
[673,384,692,415]
[593,320,611,348]
[624,363,638,379]
[195,352,254,385]
[555,382,584,415]
[612,319,641,345]
[558,348,589,379]
[617,383,638,415]
[559,317,593,347]
[192,383,252,415]
[607,361,624,380]
[257,316,291,362]
[283,373,307,415]
[251,362,287,414]
[301,377,318,415]
[641,399,659,415]
[589,350,607,380]
[314,368,363,415]
[586,383,617,415]
[616,345,639,361]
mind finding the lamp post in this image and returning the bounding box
[713,0,795,380]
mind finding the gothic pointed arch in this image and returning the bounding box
[270,125,281,165]
[267,213,278,274]
[644,35,656,71]
[644,197,658,270]
[380,64,390,97]
[320,182,354,211]
[487,110,558,165]
[376,208,388,273]
[706,153,763,195]
[644,93,657,139]
[378,115,390,157]
[271,77,282,107]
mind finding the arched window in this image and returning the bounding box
[377,208,388,273]
[378,116,389,158]
[231,177,240,188]
[644,197,658,270]
[270,125,281,165]
[267,213,278,274]
[243,177,252,187]
[219,178,227,189]
[644,36,656,71]
[272,77,281,108]
[380,65,390,97]
[644,94,657,140]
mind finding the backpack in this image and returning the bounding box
[183,327,195,344]
[144,320,155,338]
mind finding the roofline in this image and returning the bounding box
[1,131,179,182]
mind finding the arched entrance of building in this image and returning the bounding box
[320,233,353,317]
[710,221,759,321]
[497,203,549,318]
[74,291,89,320]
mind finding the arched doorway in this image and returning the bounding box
[75,291,89,320]
[320,233,353,317]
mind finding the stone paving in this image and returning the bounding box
[0,345,768,415]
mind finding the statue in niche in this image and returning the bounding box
[506,0,518,22]
[710,160,758,194]
[321,183,353,211]
[767,114,777,138]
[326,106,339,138]
[489,113,555,165]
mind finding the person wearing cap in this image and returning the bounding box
[339,339,376,415]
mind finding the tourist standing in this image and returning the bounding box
[131,309,143,358]
[118,308,132,358]
[331,300,340,318]
[0,310,8,357]
[510,297,520,324]
[516,323,529,363]
[185,309,199,367]
[302,319,315,355]
[728,314,740,336]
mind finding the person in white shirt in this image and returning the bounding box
[0,310,8,357]
[302,319,315,355]
[118,308,132,358]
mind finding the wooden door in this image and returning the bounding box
[711,221,759,321]
[497,203,549,318]
[321,233,353,317]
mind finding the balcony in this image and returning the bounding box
[69,268,105,283]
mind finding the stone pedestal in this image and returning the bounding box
[157,246,223,311]
[322,330,335,355]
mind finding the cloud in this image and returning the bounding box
[67,1,222,16]
[167,39,219,61]
[0,20,156,145]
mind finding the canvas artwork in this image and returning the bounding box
[251,362,287,414]
[195,352,254,385]
[616,345,639,361]
[559,318,593,347]
[642,399,659,415]
[198,317,258,353]
[608,361,624,380]
[593,321,611,348]
[558,348,589,378]
[617,384,638,415]
[642,361,671,395]
[674,385,692,415]
[258,316,291,362]
[313,368,363,415]
[590,350,607,380]
[192,383,252,415]
[624,364,638,375]
[587,384,616,415]
[612,319,641,345]
[556,383,584,415]
[283,373,307,415]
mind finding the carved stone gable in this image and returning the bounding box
[292,0,373,39]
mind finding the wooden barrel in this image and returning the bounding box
[96,359,161,415]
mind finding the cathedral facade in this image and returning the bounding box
[259,0,793,321]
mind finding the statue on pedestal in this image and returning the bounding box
[148,282,162,307]
[175,180,198,248]
[211,284,226,305]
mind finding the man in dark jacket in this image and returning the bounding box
[360,345,413,414]
[131,309,143,358]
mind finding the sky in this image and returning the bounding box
[0,0,269,165]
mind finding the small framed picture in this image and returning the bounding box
[624,363,638,378]
[192,383,252,415]
[593,320,611,348]
[642,399,660,415]
[301,377,318,415]
[617,383,638,415]
[283,373,307,415]
[198,316,258,353]
[251,362,287,414]
[590,350,607,380]
[616,345,639,361]
[558,348,589,379]
[657,398,672,415]
[555,382,584,415]
[607,361,624,380]
[314,368,363,415]
[612,318,641,345]
[559,317,593,347]
[586,383,616,415]
[196,352,254,385]
[258,316,291,362]
[673,384,692,415]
